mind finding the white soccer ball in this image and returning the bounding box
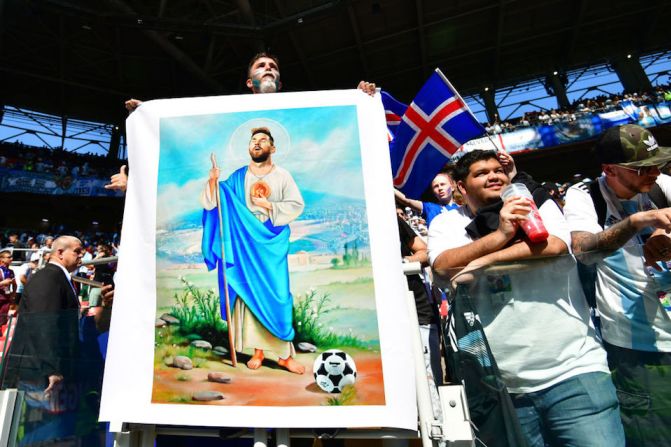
[312,349,357,393]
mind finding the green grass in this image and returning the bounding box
[293,289,367,349]
[192,357,209,368]
[155,341,211,368]
[169,276,228,344]
[159,280,369,355]
[326,385,357,405]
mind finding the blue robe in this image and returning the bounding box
[201,167,295,341]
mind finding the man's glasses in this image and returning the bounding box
[616,163,668,176]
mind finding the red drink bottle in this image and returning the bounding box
[501,183,549,243]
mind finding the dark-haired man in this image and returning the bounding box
[564,124,671,445]
[124,52,375,111]
[124,52,281,113]
[201,126,305,374]
[245,52,281,94]
[113,52,375,191]
[428,150,624,446]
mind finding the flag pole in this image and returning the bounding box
[210,153,237,367]
[485,134,501,151]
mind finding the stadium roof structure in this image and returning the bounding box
[2,0,669,126]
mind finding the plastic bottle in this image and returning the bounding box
[500,183,549,243]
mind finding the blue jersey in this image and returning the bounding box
[422,201,458,226]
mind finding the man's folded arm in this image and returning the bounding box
[432,229,510,277]
[470,235,568,267]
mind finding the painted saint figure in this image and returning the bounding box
[201,126,306,374]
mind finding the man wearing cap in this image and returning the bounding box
[564,124,671,445]
[201,126,305,374]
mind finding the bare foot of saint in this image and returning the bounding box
[278,356,305,374]
[247,349,264,369]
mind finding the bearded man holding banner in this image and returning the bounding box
[201,126,305,374]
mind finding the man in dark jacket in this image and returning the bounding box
[4,235,83,396]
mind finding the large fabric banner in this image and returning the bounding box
[99,90,417,429]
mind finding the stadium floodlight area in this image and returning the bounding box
[564,63,625,104]
[0,106,126,158]
[494,78,559,121]
[640,50,671,87]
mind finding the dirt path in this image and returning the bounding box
[152,350,386,406]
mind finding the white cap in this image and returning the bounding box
[30,253,40,262]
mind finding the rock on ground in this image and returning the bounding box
[192,391,224,401]
[297,342,317,353]
[207,372,232,384]
[212,346,229,356]
[191,340,213,350]
[172,356,193,370]
[159,313,180,325]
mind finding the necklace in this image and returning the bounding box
[249,163,275,179]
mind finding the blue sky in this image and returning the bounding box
[155,105,365,227]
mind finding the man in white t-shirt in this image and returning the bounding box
[564,124,671,446]
[429,150,624,446]
[15,252,39,304]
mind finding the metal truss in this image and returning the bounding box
[0,106,125,157]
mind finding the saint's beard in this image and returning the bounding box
[251,152,270,163]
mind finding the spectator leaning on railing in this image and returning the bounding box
[428,150,625,446]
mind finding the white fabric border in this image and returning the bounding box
[99,90,417,430]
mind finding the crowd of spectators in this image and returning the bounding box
[484,83,671,134]
[393,125,671,445]
[0,140,125,180]
[0,228,119,263]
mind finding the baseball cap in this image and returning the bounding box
[30,253,40,262]
[595,124,671,167]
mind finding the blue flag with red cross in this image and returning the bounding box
[385,69,485,198]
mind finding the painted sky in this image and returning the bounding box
[156,105,364,227]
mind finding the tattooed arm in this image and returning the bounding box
[571,220,637,254]
[571,209,671,254]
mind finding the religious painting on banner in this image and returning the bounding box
[99,90,416,429]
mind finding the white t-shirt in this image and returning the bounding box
[564,174,671,352]
[15,263,33,294]
[79,252,93,275]
[428,200,608,393]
